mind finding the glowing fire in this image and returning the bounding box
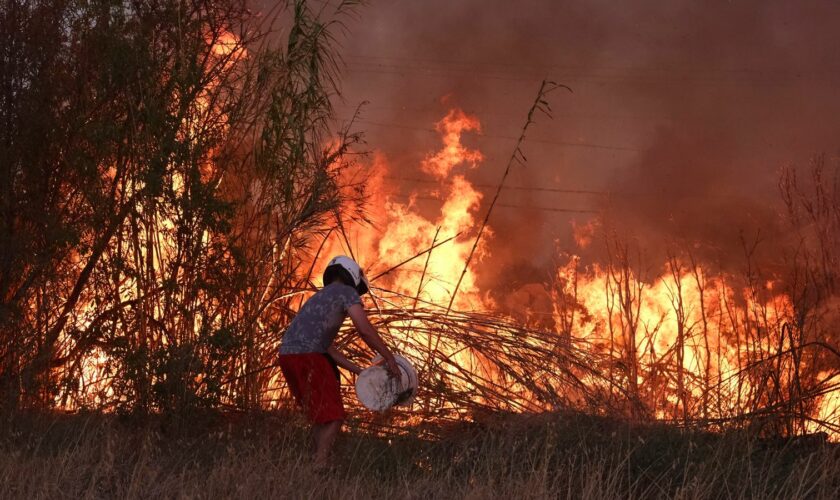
[65,30,248,409]
[421,108,484,179]
[313,106,839,438]
[320,108,491,310]
[65,77,839,441]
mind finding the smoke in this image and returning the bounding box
[330,0,840,287]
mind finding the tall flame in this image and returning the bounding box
[321,108,491,310]
[316,106,839,438]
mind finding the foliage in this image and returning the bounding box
[0,0,361,414]
[0,0,837,447]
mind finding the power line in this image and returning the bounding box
[333,102,667,122]
[386,176,758,202]
[336,117,641,152]
[385,175,606,195]
[345,53,840,78]
[343,63,829,87]
[389,193,598,214]
[342,55,840,84]
[345,64,556,84]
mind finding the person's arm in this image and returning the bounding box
[347,303,401,378]
[326,346,362,375]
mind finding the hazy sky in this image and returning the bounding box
[327,0,840,283]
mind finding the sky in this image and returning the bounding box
[323,0,840,286]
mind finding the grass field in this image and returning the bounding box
[1,411,837,499]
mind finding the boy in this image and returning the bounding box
[278,255,401,467]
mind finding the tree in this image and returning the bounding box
[0,0,364,414]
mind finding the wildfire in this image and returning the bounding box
[320,108,491,310]
[313,106,840,439]
[208,30,247,63]
[66,89,839,441]
[421,109,484,179]
[64,30,249,410]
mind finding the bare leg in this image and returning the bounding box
[312,419,342,467]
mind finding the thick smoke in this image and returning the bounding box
[333,0,840,290]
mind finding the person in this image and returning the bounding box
[278,255,401,467]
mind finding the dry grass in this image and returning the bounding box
[1,411,837,499]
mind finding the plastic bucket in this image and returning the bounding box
[355,355,418,411]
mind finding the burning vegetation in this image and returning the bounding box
[1,0,838,450]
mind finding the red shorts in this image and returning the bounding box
[278,353,345,424]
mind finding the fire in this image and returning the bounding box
[421,109,484,179]
[319,108,491,310]
[65,82,839,441]
[208,30,247,62]
[813,373,840,434]
[551,255,840,438]
[65,30,249,409]
[308,107,840,439]
[571,219,599,249]
[307,108,495,415]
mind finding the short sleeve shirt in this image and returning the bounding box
[279,282,362,354]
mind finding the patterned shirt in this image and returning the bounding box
[279,282,362,354]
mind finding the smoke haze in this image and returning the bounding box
[329,0,840,287]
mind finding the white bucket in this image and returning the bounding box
[355,355,418,411]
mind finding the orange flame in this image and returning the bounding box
[421,109,484,179]
[319,108,490,310]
